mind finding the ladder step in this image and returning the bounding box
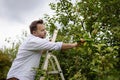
[48,71,62,74]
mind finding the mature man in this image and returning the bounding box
[7,19,84,80]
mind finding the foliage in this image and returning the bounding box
[0,50,11,80]
[0,31,27,79]
[36,0,120,80]
[0,43,20,80]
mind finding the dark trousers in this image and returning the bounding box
[6,77,19,80]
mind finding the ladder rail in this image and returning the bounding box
[39,29,65,80]
[50,54,65,80]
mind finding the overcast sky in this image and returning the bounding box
[0,0,56,48]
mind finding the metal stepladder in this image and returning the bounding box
[39,29,65,80]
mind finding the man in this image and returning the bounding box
[7,19,85,80]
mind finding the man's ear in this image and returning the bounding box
[32,31,37,35]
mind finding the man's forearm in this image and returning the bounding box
[61,43,77,50]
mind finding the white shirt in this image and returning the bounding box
[7,34,62,80]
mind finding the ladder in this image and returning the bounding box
[39,29,65,80]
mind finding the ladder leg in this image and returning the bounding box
[40,53,65,80]
[40,53,51,80]
[42,52,51,70]
[51,55,65,80]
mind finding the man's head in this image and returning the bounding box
[29,19,46,38]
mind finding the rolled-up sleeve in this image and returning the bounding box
[25,37,63,51]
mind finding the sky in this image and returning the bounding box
[0,0,55,48]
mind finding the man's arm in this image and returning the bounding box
[61,39,85,50]
[61,43,78,50]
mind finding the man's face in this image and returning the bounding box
[33,24,46,38]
